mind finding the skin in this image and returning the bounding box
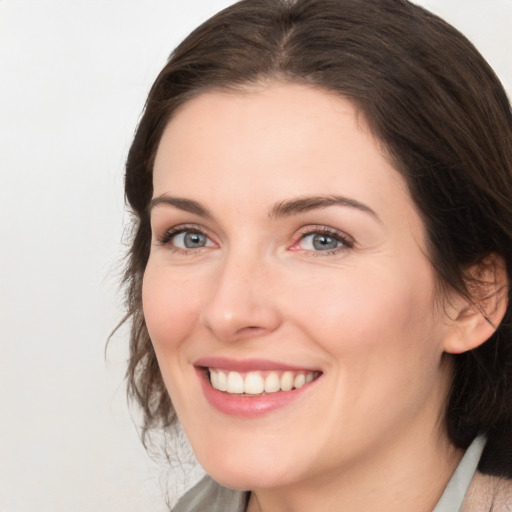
[143,83,467,512]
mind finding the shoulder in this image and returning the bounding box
[461,472,512,512]
[172,475,248,512]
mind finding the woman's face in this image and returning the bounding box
[143,83,455,491]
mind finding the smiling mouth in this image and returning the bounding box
[206,368,322,395]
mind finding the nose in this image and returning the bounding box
[200,251,282,342]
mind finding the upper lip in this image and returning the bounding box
[194,357,320,373]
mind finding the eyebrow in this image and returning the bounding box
[149,193,380,223]
[270,195,381,222]
[149,195,212,218]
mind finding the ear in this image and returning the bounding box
[443,254,509,355]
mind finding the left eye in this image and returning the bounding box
[171,231,214,249]
[299,232,346,251]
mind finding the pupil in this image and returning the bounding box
[313,234,337,250]
[184,232,206,248]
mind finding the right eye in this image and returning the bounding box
[159,227,216,252]
[173,231,210,249]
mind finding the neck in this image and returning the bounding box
[247,428,463,512]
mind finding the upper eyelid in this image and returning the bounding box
[155,223,213,244]
[296,225,347,234]
[294,225,354,241]
[155,222,209,235]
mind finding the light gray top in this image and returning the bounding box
[173,436,486,512]
[173,477,248,512]
[433,435,486,512]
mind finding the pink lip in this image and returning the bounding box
[194,358,322,418]
[194,357,318,373]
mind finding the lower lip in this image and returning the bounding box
[197,368,318,418]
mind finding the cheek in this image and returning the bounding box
[141,264,208,417]
[293,261,441,361]
[142,264,201,353]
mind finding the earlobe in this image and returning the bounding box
[443,255,509,355]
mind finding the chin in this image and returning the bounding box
[199,454,294,491]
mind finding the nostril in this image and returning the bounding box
[236,325,267,337]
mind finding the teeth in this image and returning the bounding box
[217,370,227,391]
[210,369,219,389]
[244,372,265,394]
[294,373,306,389]
[264,372,280,393]
[227,371,244,394]
[209,369,317,395]
[280,371,294,391]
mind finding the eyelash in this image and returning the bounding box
[156,224,354,256]
[292,226,354,256]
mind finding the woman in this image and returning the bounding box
[122,0,512,510]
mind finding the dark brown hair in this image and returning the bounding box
[122,0,512,476]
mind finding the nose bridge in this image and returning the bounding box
[200,244,281,341]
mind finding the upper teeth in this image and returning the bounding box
[209,369,316,395]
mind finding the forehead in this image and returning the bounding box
[152,83,418,230]
[156,84,392,179]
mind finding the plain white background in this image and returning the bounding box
[1,1,511,510]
